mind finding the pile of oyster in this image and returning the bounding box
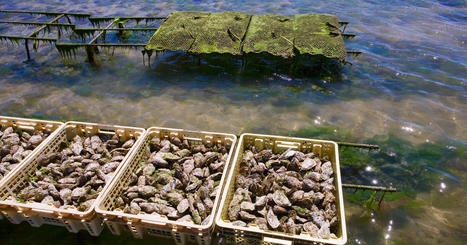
[13,134,135,211]
[228,147,338,239]
[0,126,50,179]
[115,136,229,225]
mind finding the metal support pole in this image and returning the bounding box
[118,23,124,36]
[338,142,379,149]
[147,49,152,68]
[28,15,65,36]
[377,191,387,208]
[88,21,115,44]
[342,183,397,192]
[21,14,65,61]
[24,40,31,61]
[64,15,72,24]
[84,20,115,65]
[85,46,97,65]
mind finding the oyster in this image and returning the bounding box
[12,133,135,211]
[228,146,338,238]
[0,126,50,179]
[116,136,230,225]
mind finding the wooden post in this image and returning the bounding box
[24,40,31,61]
[147,49,152,67]
[338,142,380,150]
[118,23,124,36]
[377,191,387,209]
[241,56,247,71]
[65,15,72,24]
[85,46,97,65]
[342,184,397,192]
[85,20,114,65]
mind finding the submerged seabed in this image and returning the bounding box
[0,0,466,244]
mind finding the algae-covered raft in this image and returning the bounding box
[146,11,348,62]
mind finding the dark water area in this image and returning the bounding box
[0,0,466,244]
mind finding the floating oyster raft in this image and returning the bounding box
[0,10,356,65]
[146,11,348,62]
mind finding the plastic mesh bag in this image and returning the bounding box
[242,14,295,58]
[146,11,210,52]
[294,14,346,61]
[189,11,251,55]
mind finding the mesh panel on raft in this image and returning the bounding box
[189,11,252,55]
[242,14,295,58]
[145,11,210,52]
[293,14,347,61]
[145,11,348,62]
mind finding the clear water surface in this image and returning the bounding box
[0,1,466,244]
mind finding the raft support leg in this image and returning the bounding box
[65,15,72,24]
[118,23,125,36]
[147,49,152,68]
[378,191,387,209]
[24,40,31,61]
[241,56,247,71]
[85,46,98,65]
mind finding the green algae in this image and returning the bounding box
[73,28,98,40]
[55,43,81,60]
[293,125,465,209]
[190,11,251,55]
[88,17,163,27]
[146,11,348,62]
[242,14,295,58]
[294,14,347,61]
[0,36,56,46]
[0,10,90,21]
[294,14,340,35]
[146,11,210,52]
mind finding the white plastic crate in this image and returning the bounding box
[216,133,347,245]
[0,116,64,183]
[96,126,237,245]
[0,121,145,236]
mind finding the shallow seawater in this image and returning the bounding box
[0,0,466,244]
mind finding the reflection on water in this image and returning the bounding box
[0,0,466,244]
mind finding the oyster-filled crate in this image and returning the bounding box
[95,126,237,245]
[0,116,64,183]
[0,116,63,220]
[0,121,145,236]
[216,133,347,245]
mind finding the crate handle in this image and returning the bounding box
[263,237,293,245]
[31,208,54,214]
[141,219,166,226]
[17,125,36,131]
[99,129,116,134]
[275,140,301,150]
